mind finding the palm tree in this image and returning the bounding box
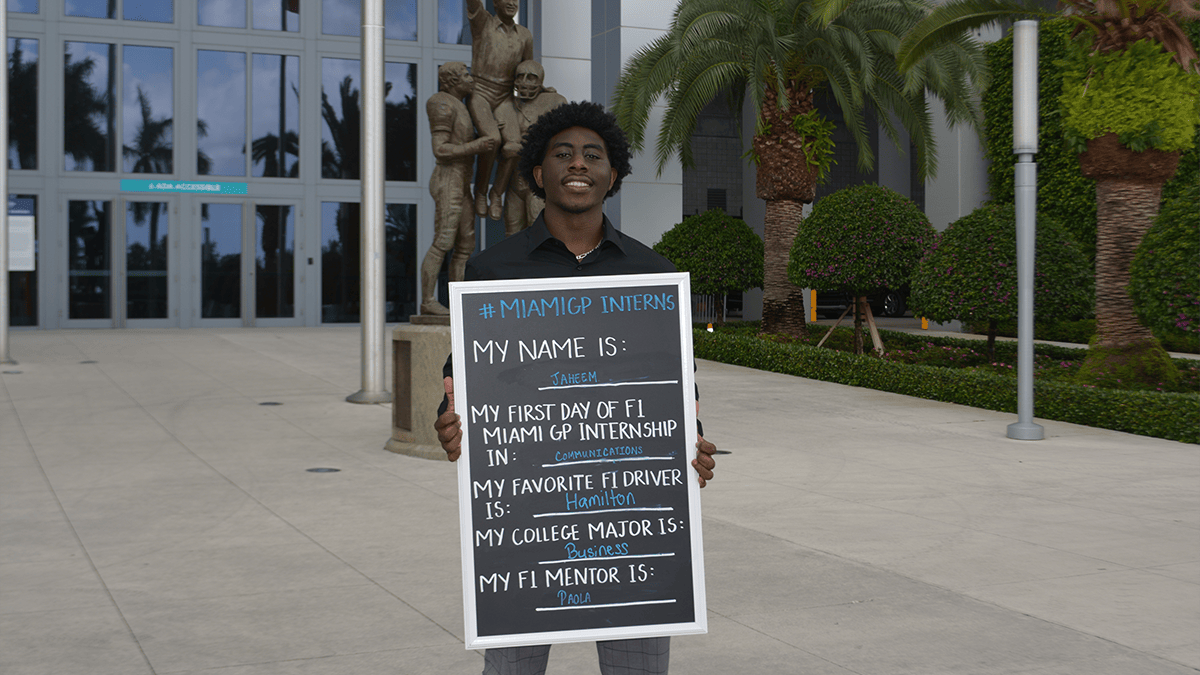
[123,87,173,174]
[123,86,174,265]
[63,50,113,171]
[321,75,360,179]
[897,0,1199,382]
[612,0,985,336]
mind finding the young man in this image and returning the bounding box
[435,101,717,675]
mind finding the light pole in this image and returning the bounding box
[347,0,391,404]
[0,5,13,365]
[1007,20,1043,440]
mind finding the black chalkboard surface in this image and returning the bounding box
[450,272,707,650]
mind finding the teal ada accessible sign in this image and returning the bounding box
[120,179,249,195]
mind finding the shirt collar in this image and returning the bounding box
[524,212,628,258]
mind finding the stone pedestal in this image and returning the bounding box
[385,324,451,460]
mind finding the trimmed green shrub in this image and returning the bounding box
[1060,40,1200,153]
[693,329,1200,444]
[909,203,1093,359]
[983,20,1097,259]
[654,210,764,324]
[969,318,1098,346]
[789,184,934,294]
[1129,184,1200,353]
[789,184,935,351]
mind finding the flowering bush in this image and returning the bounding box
[653,210,763,323]
[908,203,1093,358]
[1129,183,1200,353]
[788,184,935,295]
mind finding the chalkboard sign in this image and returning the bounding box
[450,272,706,650]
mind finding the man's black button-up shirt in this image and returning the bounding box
[463,212,676,281]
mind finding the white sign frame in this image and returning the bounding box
[450,272,706,650]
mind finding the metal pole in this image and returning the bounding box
[1,5,14,365]
[1007,20,1042,440]
[347,0,391,403]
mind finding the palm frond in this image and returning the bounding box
[897,0,1052,71]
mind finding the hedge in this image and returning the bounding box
[693,330,1199,444]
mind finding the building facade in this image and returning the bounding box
[5,0,985,329]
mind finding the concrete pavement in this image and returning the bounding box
[1,327,1196,674]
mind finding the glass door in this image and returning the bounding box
[123,199,175,326]
[66,199,114,326]
[197,200,301,326]
[199,202,246,325]
[253,203,298,323]
[65,197,178,327]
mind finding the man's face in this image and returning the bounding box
[533,126,618,217]
[445,68,473,98]
[514,64,542,100]
[496,0,519,20]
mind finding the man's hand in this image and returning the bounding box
[693,435,716,488]
[434,376,463,462]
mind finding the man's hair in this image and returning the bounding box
[438,62,467,90]
[517,101,633,200]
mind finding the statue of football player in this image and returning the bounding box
[419,62,495,315]
[497,60,567,235]
[465,0,533,222]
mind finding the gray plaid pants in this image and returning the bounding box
[482,637,670,675]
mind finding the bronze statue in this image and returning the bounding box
[420,62,495,316]
[497,60,567,235]
[465,0,532,223]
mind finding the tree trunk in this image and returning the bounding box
[1075,134,1184,389]
[760,199,808,337]
[1080,135,1180,349]
[853,295,866,355]
[1093,177,1162,347]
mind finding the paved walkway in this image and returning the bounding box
[2,327,1196,675]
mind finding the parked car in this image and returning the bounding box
[816,286,909,318]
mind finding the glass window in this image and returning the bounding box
[321,58,416,181]
[68,200,112,319]
[9,0,39,13]
[199,0,247,27]
[8,195,37,327]
[253,0,299,31]
[64,42,116,172]
[321,57,358,180]
[438,0,470,44]
[126,201,169,319]
[197,50,247,176]
[255,205,294,318]
[385,203,418,321]
[321,202,417,323]
[320,201,359,322]
[65,0,113,18]
[385,62,417,181]
[123,46,174,175]
[8,38,38,171]
[322,0,417,41]
[125,0,172,22]
[201,203,242,319]
[252,54,300,178]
